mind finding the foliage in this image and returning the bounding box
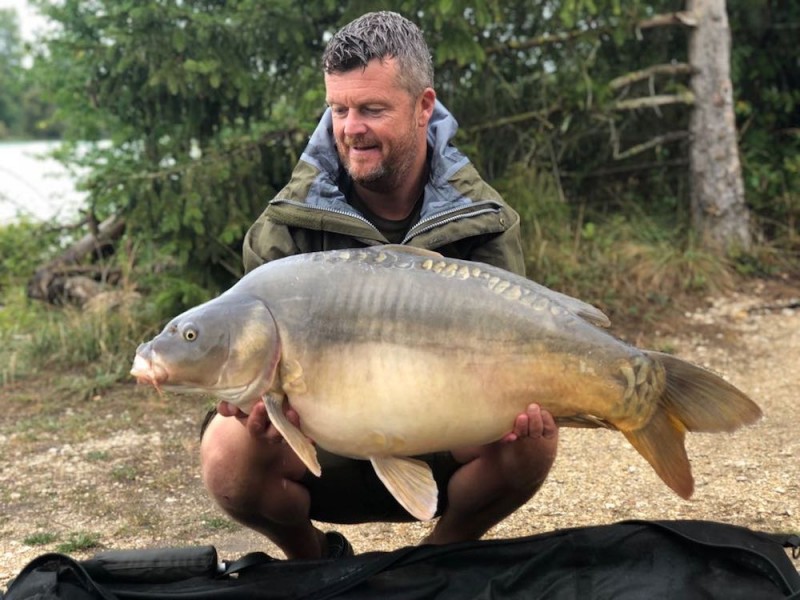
[729,0,800,251]
[0,220,63,286]
[7,0,796,299]
[27,0,347,289]
[0,8,60,139]
[0,8,23,138]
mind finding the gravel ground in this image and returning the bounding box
[1,280,798,586]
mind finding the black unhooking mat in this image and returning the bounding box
[3,520,799,600]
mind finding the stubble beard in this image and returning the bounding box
[339,125,418,193]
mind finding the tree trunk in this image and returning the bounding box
[688,0,752,254]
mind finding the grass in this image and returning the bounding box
[0,288,160,399]
[86,450,111,462]
[23,532,58,546]
[55,532,102,553]
[110,464,139,483]
[494,166,745,323]
[202,516,238,532]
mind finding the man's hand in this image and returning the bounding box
[500,403,558,444]
[216,399,301,442]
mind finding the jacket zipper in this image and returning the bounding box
[271,199,501,244]
[271,199,380,233]
[402,204,500,244]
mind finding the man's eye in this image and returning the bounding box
[363,107,383,116]
[331,107,348,117]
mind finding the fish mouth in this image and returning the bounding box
[130,352,168,388]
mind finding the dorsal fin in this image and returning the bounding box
[379,245,611,328]
[534,286,611,328]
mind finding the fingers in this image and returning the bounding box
[539,406,558,439]
[216,399,302,443]
[502,404,558,443]
[217,400,247,418]
[247,401,274,439]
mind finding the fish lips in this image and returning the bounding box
[130,344,168,387]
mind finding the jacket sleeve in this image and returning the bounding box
[242,213,300,274]
[467,205,526,277]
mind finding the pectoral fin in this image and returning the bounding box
[263,393,321,477]
[370,456,438,521]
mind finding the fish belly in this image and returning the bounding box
[284,340,638,459]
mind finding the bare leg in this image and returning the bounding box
[423,403,558,545]
[200,402,330,559]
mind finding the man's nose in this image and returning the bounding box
[342,111,368,137]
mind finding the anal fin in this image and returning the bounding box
[263,393,321,477]
[370,456,438,521]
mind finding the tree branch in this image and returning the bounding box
[613,91,695,111]
[609,63,694,90]
[613,131,690,160]
[483,12,698,56]
[637,11,698,30]
[562,158,690,179]
[464,110,555,133]
[484,28,599,55]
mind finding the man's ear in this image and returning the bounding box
[417,87,436,127]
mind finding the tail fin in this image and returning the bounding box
[647,351,762,432]
[623,351,761,499]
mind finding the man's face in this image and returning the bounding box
[325,58,433,191]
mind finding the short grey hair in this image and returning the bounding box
[322,11,434,96]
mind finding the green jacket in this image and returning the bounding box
[243,101,525,276]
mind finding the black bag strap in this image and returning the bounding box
[784,534,800,559]
[219,551,275,577]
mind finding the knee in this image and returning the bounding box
[199,414,279,514]
[200,417,248,511]
[199,413,310,522]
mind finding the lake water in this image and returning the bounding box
[0,140,87,225]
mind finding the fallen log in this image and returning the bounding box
[27,214,126,306]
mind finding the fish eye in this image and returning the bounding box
[182,326,198,342]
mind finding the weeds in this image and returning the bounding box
[1,291,161,397]
[110,464,138,483]
[55,532,102,553]
[86,450,110,462]
[23,532,57,546]
[202,516,238,531]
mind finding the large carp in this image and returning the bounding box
[131,246,761,520]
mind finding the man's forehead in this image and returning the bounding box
[324,58,404,103]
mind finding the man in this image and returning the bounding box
[200,11,558,560]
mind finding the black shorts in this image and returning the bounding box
[200,408,460,523]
